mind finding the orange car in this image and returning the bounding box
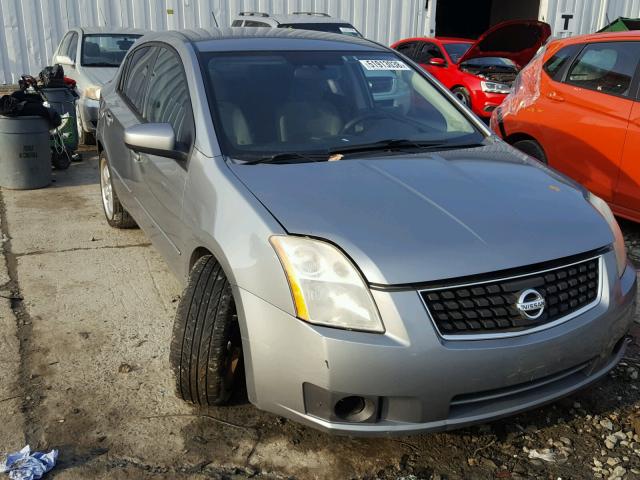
[491,31,640,223]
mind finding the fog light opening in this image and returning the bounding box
[334,396,376,422]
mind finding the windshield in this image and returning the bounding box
[460,57,517,68]
[81,34,141,67]
[278,23,363,37]
[201,51,482,161]
[443,42,472,63]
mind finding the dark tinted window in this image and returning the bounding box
[543,44,581,81]
[244,20,269,27]
[143,48,194,150]
[395,42,417,60]
[416,42,445,64]
[443,42,472,63]
[121,47,157,113]
[566,41,640,96]
[67,33,78,60]
[277,23,362,37]
[231,20,244,26]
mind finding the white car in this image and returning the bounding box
[51,27,144,144]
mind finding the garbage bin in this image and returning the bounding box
[0,115,51,189]
[40,87,78,152]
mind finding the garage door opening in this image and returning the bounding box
[435,0,541,39]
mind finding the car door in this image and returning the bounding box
[104,46,158,208]
[136,46,194,261]
[537,41,640,202]
[414,41,457,89]
[613,56,640,218]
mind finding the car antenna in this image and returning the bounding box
[211,11,219,28]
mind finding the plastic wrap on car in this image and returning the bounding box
[498,51,545,119]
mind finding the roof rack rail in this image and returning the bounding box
[238,11,270,17]
[291,12,331,17]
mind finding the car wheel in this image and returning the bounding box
[512,139,547,164]
[99,152,137,228]
[170,255,243,406]
[452,86,471,107]
[76,103,95,146]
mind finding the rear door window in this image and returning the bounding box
[566,41,640,97]
[142,47,194,151]
[395,42,418,60]
[543,44,582,81]
[120,47,158,114]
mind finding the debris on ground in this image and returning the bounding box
[0,445,57,480]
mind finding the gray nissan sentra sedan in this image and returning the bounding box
[96,28,637,436]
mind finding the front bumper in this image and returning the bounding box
[235,250,636,436]
[77,96,99,133]
[472,91,508,119]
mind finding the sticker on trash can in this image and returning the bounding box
[19,145,37,159]
[359,59,410,71]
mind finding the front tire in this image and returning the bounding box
[452,86,471,107]
[512,139,547,164]
[170,255,243,406]
[99,153,137,228]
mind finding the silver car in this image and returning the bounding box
[52,27,144,144]
[96,28,636,435]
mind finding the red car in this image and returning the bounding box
[391,20,551,119]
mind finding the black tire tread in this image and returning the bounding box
[170,255,239,406]
[512,139,548,164]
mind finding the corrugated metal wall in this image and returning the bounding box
[0,0,431,84]
[541,0,640,36]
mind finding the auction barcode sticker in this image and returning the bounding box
[359,59,410,71]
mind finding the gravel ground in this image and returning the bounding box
[0,150,639,480]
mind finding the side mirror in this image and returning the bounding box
[428,58,446,67]
[56,55,75,67]
[124,123,186,161]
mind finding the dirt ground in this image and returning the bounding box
[1,150,640,480]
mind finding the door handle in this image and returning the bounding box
[546,91,565,102]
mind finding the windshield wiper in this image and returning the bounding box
[329,139,454,156]
[242,152,327,165]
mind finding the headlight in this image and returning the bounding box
[481,80,511,94]
[84,85,101,100]
[270,236,384,333]
[588,193,627,276]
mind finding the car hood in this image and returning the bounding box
[81,67,118,86]
[230,143,612,286]
[457,20,551,69]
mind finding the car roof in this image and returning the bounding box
[76,27,146,36]
[550,29,640,47]
[137,27,384,52]
[233,12,353,25]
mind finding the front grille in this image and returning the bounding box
[420,257,600,337]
